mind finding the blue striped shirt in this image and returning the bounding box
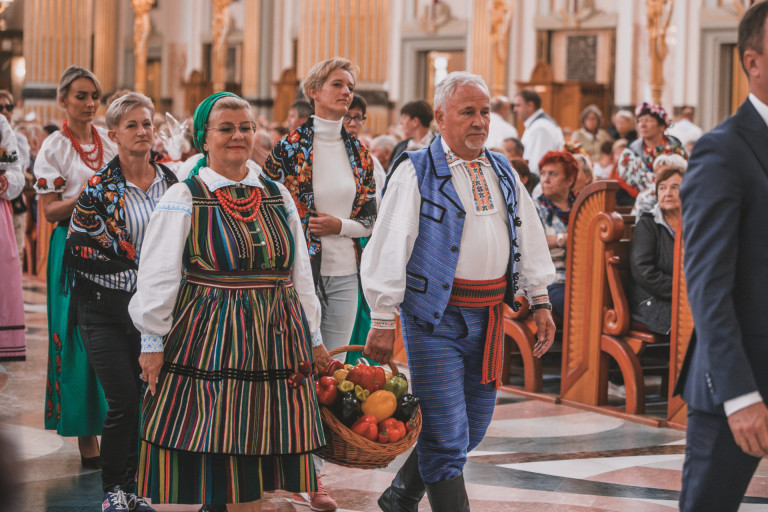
[83,164,174,292]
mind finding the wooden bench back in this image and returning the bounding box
[668,230,693,426]
[560,181,625,405]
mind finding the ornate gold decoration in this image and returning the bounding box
[558,0,599,27]
[212,0,233,92]
[489,0,513,96]
[131,0,154,94]
[418,0,453,33]
[646,0,674,104]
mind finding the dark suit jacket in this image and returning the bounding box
[676,99,768,414]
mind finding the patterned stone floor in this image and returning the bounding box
[2,277,768,511]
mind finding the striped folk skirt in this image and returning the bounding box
[137,270,324,504]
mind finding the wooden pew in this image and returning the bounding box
[501,298,544,393]
[668,230,693,427]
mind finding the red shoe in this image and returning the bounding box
[290,477,337,511]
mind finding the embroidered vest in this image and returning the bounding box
[398,136,521,326]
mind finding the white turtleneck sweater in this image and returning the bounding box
[312,115,372,276]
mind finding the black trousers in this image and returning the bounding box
[679,407,761,512]
[76,290,142,492]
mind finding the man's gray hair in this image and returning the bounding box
[433,72,490,111]
[105,92,155,129]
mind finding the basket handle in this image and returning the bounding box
[325,344,400,375]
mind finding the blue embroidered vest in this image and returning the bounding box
[397,136,522,326]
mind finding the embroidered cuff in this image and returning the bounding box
[531,294,550,306]
[141,334,164,353]
[311,329,324,348]
[371,311,397,330]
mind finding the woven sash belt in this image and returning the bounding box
[183,268,294,334]
[447,275,507,390]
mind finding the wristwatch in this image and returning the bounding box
[531,302,553,311]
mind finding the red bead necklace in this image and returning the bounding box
[62,119,105,171]
[214,186,262,222]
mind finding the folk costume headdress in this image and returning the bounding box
[187,91,241,178]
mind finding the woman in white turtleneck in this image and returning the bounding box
[263,56,378,510]
[263,58,377,356]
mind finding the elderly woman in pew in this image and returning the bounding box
[628,165,684,335]
[533,150,580,318]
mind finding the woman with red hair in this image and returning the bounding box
[533,151,579,317]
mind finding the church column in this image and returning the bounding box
[93,0,118,95]
[131,0,153,94]
[22,0,94,123]
[646,0,674,104]
[297,0,390,133]
[211,0,234,92]
[241,0,261,100]
[470,0,514,97]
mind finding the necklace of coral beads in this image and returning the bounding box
[62,120,105,171]
[214,186,262,222]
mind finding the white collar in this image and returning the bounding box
[199,160,265,191]
[749,93,768,129]
[312,115,343,141]
[440,137,490,166]
[524,109,545,128]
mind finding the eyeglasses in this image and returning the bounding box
[343,114,366,124]
[0,104,14,112]
[207,122,257,135]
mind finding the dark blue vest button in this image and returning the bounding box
[442,283,450,290]
[457,211,465,218]
[451,246,458,252]
[433,312,440,319]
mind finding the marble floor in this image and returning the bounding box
[3,277,768,511]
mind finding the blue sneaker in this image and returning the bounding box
[127,493,156,512]
[102,488,130,511]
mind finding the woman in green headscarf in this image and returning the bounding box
[130,92,331,512]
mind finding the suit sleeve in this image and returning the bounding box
[680,132,757,405]
[629,215,672,300]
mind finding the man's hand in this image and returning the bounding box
[728,401,768,458]
[532,309,556,357]
[362,328,396,365]
[312,344,332,374]
[308,213,342,236]
[139,352,164,396]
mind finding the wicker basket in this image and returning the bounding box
[315,344,422,469]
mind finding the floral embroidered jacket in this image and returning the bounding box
[262,117,377,273]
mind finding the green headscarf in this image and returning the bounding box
[188,91,240,178]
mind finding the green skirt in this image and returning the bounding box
[43,226,106,436]
[138,441,317,504]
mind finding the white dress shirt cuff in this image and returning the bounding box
[141,334,164,353]
[311,329,324,348]
[371,311,397,329]
[529,287,550,301]
[724,392,764,416]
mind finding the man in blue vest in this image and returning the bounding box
[361,72,556,512]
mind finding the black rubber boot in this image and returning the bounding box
[377,449,425,512]
[425,473,470,512]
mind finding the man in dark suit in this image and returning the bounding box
[677,3,768,511]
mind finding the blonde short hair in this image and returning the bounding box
[301,57,359,108]
[105,92,154,129]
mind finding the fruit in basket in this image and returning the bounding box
[338,393,363,427]
[404,418,418,433]
[354,384,370,402]
[351,414,379,441]
[393,394,421,422]
[382,373,409,400]
[322,359,345,377]
[332,368,348,383]
[347,364,387,393]
[339,392,362,427]
[337,379,354,394]
[361,390,398,422]
[315,376,338,406]
[377,418,406,443]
